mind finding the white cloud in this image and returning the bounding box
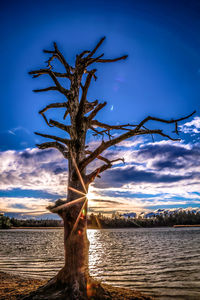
[0,197,51,213]
[180,116,200,134]
[0,148,67,194]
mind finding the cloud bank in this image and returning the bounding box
[1,127,200,216]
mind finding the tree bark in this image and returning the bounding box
[56,177,89,299]
[24,177,91,300]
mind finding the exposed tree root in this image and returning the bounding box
[20,276,152,300]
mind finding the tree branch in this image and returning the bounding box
[84,100,98,114]
[63,109,69,120]
[86,150,124,165]
[87,163,112,183]
[135,111,196,132]
[33,86,58,93]
[96,55,128,63]
[29,69,68,94]
[87,102,107,121]
[38,102,68,127]
[80,69,97,105]
[80,111,195,170]
[34,132,70,145]
[89,125,113,139]
[41,112,53,127]
[36,142,69,158]
[31,39,195,183]
[29,68,70,79]
[86,54,104,66]
[53,42,72,74]
[49,119,71,134]
[89,125,104,137]
[79,50,91,58]
[39,102,68,114]
[86,156,124,183]
[43,42,73,75]
[91,120,135,131]
[87,37,106,58]
[78,70,97,118]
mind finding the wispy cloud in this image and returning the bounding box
[0,197,51,214]
[7,126,30,136]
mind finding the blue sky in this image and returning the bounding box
[0,0,200,217]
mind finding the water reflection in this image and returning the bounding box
[0,227,200,299]
[87,228,200,299]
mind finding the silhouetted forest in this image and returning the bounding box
[1,210,200,229]
[0,215,63,229]
[0,214,12,229]
[88,211,200,228]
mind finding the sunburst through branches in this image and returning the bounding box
[50,153,89,233]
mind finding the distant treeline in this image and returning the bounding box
[1,210,200,229]
[88,211,200,228]
[0,215,63,229]
[0,215,12,229]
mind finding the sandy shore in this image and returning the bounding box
[0,272,46,300]
[0,272,152,300]
[10,227,63,230]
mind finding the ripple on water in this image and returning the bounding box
[0,227,200,299]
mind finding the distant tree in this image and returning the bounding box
[28,37,195,299]
[0,215,11,229]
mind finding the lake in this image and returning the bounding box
[0,227,200,299]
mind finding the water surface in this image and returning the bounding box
[0,227,200,299]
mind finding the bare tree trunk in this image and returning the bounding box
[56,177,90,299]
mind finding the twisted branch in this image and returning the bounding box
[87,156,125,183]
[49,119,71,134]
[38,102,68,127]
[30,38,195,181]
[86,150,124,165]
[135,111,196,132]
[43,42,73,75]
[80,111,196,170]
[34,132,70,146]
[36,142,68,158]
[29,69,69,95]
[91,120,135,131]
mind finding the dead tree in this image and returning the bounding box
[28,37,195,299]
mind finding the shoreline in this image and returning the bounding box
[5,225,200,230]
[173,224,200,227]
[0,271,152,300]
[10,227,64,230]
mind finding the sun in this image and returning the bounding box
[86,187,97,202]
